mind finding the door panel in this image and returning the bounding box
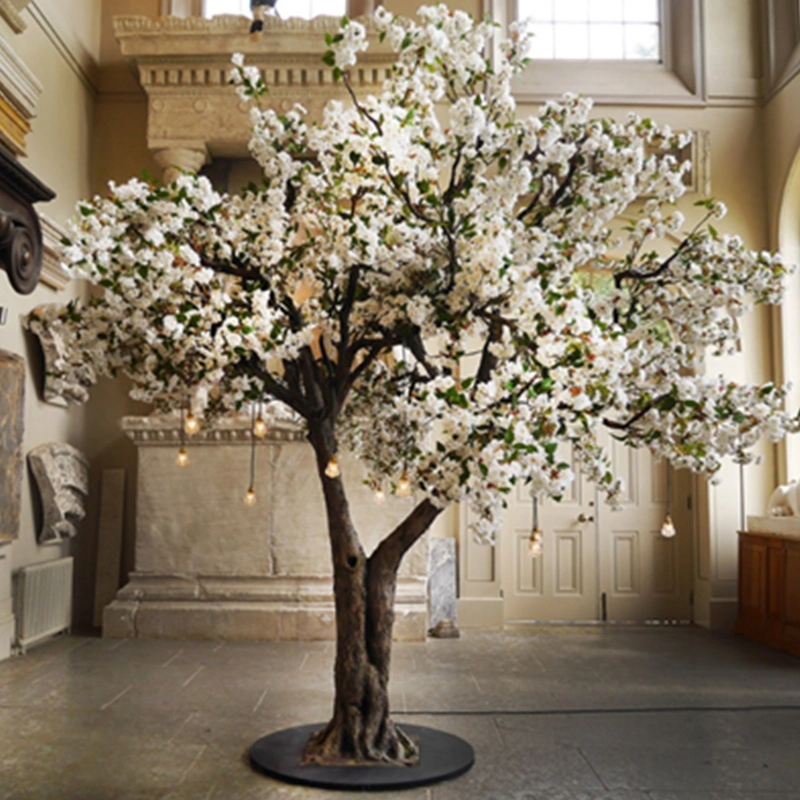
[501,447,598,621]
[599,442,692,621]
[498,440,693,623]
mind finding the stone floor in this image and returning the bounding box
[1,625,800,799]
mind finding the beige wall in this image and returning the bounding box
[0,0,156,647]
[0,1,100,655]
[4,0,800,648]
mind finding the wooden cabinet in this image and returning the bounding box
[736,532,800,658]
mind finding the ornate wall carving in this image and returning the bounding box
[27,443,89,544]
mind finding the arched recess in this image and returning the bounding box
[772,144,800,483]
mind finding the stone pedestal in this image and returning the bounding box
[103,415,428,641]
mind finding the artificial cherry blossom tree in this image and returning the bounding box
[29,4,798,766]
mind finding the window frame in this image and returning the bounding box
[487,0,706,106]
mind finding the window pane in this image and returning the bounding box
[518,0,554,23]
[205,0,247,15]
[625,23,659,59]
[528,24,555,58]
[588,0,623,22]
[311,0,345,16]
[623,0,659,23]
[555,23,589,58]
[589,23,624,58]
[555,0,589,23]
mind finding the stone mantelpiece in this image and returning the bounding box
[112,13,395,176]
[103,414,428,641]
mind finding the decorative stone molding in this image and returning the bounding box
[27,443,89,544]
[113,13,395,170]
[0,0,26,34]
[121,413,305,445]
[26,304,96,406]
[0,146,55,295]
[38,215,70,290]
[0,35,42,155]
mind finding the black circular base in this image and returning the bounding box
[249,723,475,791]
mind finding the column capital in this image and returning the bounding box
[153,145,209,185]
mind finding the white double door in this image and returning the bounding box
[500,438,693,623]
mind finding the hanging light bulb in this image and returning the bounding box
[176,446,189,467]
[374,485,386,505]
[253,414,268,438]
[397,470,412,498]
[529,527,544,557]
[325,455,341,479]
[660,461,676,538]
[529,494,543,556]
[244,485,257,506]
[184,411,201,436]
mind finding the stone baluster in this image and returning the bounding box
[153,146,208,185]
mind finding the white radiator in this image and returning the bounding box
[14,557,73,653]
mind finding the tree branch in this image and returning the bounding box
[602,394,670,432]
[369,499,442,576]
[202,259,269,289]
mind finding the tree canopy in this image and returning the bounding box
[30,4,798,542]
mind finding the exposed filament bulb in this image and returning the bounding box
[374,486,386,505]
[325,455,340,479]
[244,486,256,506]
[184,411,201,436]
[660,514,676,539]
[397,471,412,498]
[176,446,189,467]
[528,527,543,558]
[253,414,268,438]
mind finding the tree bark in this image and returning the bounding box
[304,424,442,765]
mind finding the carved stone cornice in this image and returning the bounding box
[0,0,26,34]
[113,14,394,159]
[38,214,70,291]
[121,414,305,446]
[0,145,55,295]
[0,34,43,156]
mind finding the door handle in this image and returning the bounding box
[577,513,595,523]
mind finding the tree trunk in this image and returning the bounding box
[304,425,441,765]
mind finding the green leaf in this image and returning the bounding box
[322,50,336,68]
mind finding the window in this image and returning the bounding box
[487,0,704,106]
[204,0,346,17]
[520,0,660,61]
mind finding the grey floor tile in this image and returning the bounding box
[2,626,800,799]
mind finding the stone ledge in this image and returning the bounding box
[745,515,800,538]
[115,572,427,604]
[121,413,305,445]
[103,598,426,641]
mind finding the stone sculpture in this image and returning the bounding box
[767,480,800,517]
[428,537,460,638]
[28,443,89,543]
[25,304,96,405]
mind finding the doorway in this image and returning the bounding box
[499,438,694,623]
